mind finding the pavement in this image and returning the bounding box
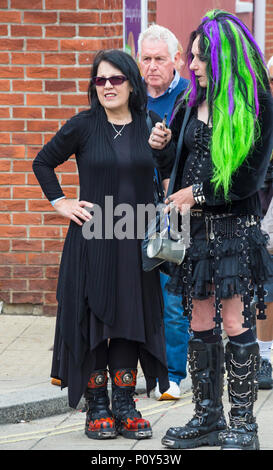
[0,313,272,453]
[0,313,192,425]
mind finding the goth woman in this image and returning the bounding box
[150,10,273,450]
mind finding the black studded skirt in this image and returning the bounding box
[166,211,273,334]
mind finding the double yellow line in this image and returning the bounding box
[0,392,193,445]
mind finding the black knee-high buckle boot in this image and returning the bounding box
[219,341,260,450]
[84,369,117,440]
[162,339,227,449]
[111,368,152,440]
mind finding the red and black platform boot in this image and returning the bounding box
[84,369,117,440]
[111,368,152,440]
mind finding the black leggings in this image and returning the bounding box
[94,338,139,373]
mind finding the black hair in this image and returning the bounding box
[88,49,147,114]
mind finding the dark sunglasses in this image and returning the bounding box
[270,77,273,84]
[92,75,128,86]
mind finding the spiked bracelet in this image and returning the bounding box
[192,183,206,205]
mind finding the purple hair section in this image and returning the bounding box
[228,77,234,115]
[203,20,220,89]
[238,28,259,117]
[231,16,267,69]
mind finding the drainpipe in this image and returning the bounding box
[253,0,266,55]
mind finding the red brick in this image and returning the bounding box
[13,265,43,277]
[0,120,24,132]
[0,94,24,105]
[0,213,11,224]
[11,0,42,8]
[79,80,89,92]
[0,266,11,278]
[13,213,42,225]
[0,173,25,184]
[0,145,25,158]
[11,25,42,37]
[13,161,32,173]
[45,26,76,37]
[60,39,108,51]
[44,53,76,65]
[27,39,58,51]
[60,67,90,78]
[26,67,58,79]
[59,12,100,24]
[0,239,10,251]
[45,107,75,119]
[0,39,24,51]
[0,53,10,64]
[29,279,57,291]
[0,80,10,91]
[43,305,58,315]
[61,173,79,184]
[26,94,58,106]
[61,94,89,106]
[0,108,10,118]
[12,292,43,304]
[1,200,25,211]
[13,107,42,119]
[0,67,24,78]
[12,80,43,92]
[27,120,59,132]
[0,292,11,303]
[28,252,60,265]
[45,80,76,92]
[29,226,61,238]
[78,53,95,65]
[13,186,43,199]
[0,133,10,143]
[12,133,43,145]
[24,12,57,24]
[1,279,27,290]
[11,53,42,65]
[45,241,64,253]
[44,213,68,225]
[0,11,22,23]
[0,26,8,36]
[45,292,58,303]
[79,0,102,7]
[45,0,76,7]
[0,187,10,198]
[0,160,10,171]
[0,226,26,238]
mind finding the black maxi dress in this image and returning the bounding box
[160,90,273,334]
[32,107,170,408]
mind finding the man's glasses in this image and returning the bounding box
[270,77,273,84]
[92,75,128,86]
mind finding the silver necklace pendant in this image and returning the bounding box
[111,122,126,139]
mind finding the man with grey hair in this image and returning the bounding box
[138,24,188,123]
[138,24,189,401]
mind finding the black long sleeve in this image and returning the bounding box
[32,111,89,202]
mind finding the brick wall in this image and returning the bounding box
[265,0,273,62]
[0,0,159,316]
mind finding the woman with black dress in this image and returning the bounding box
[32,49,172,441]
[150,10,273,450]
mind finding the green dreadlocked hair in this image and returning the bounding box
[184,9,270,199]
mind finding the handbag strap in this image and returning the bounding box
[166,106,191,198]
[146,106,191,199]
